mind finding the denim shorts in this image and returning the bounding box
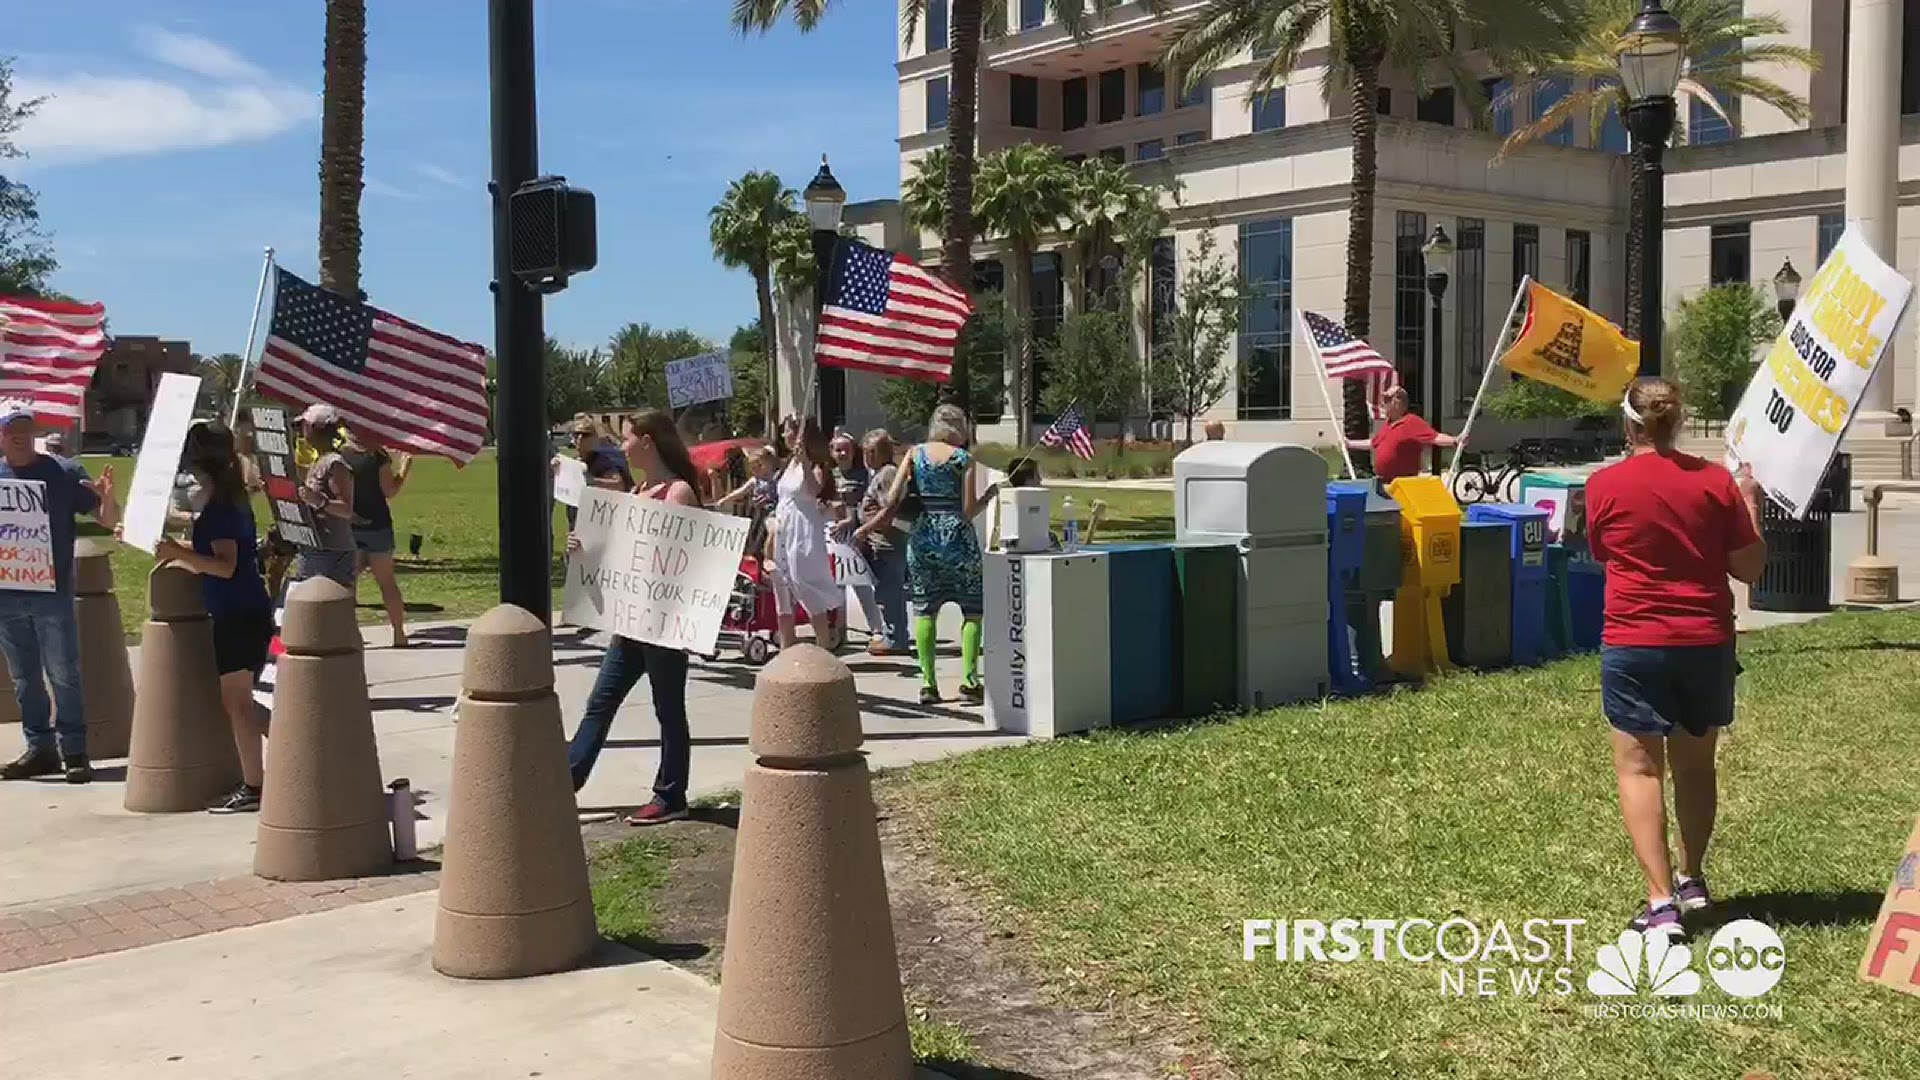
[353,526,396,555]
[1600,643,1740,737]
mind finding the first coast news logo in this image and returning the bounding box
[1241,917,1786,1020]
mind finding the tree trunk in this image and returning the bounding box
[1623,151,1647,340]
[1010,242,1033,446]
[754,269,779,436]
[939,0,983,419]
[1341,54,1383,442]
[318,0,367,299]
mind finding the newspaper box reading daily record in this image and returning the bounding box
[561,487,748,654]
[1727,227,1916,517]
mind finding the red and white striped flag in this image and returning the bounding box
[815,239,973,383]
[1300,310,1401,419]
[0,295,108,428]
[254,268,489,463]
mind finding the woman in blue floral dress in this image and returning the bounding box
[856,404,997,705]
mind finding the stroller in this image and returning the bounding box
[714,553,844,664]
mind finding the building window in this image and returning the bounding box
[926,0,947,52]
[1535,77,1571,145]
[1417,88,1455,126]
[1455,219,1486,408]
[1149,236,1177,358]
[1063,77,1088,130]
[1178,74,1209,109]
[1029,252,1065,411]
[1394,211,1429,409]
[1567,229,1592,306]
[1252,89,1286,131]
[1063,152,1087,164]
[1512,223,1540,285]
[1010,75,1040,128]
[1020,0,1045,31]
[1593,78,1629,153]
[1709,223,1751,284]
[1818,212,1845,264]
[1098,146,1126,163]
[1483,77,1514,135]
[1376,87,1392,116]
[1175,130,1206,146]
[926,76,949,130]
[1690,92,1738,145]
[1137,64,1165,116]
[1099,68,1126,123]
[1135,138,1165,161]
[1238,218,1293,419]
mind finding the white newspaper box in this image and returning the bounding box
[1174,442,1330,709]
[983,550,1111,737]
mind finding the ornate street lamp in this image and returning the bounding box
[1617,0,1685,376]
[803,156,847,428]
[1422,224,1454,474]
[1773,257,1802,322]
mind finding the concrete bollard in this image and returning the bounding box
[433,604,598,979]
[255,577,392,881]
[75,540,135,758]
[124,563,240,812]
[712,644,911,1079]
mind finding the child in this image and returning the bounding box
[717,446,779,557]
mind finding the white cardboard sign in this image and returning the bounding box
[119,373,203,553]
[665,350,734,409]
[0,479,55,592]
[562,487,749,653]
[828,536,875,588]
[552,456,588,508]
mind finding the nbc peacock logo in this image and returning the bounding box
[1586,931,1702,997]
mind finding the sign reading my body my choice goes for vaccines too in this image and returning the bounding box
[1727,226,1916,518]
[562,487,749,654]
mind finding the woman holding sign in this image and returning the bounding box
[1586,377,1766,936]
[563,409,701,826]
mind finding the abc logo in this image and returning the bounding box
[1705,919,1785,998]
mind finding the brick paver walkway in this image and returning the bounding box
[0,865,439,974]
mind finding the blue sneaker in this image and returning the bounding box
[1674,876,1712,912]
[1629,901,1683,936]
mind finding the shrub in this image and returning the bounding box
[1669,284,1781,419]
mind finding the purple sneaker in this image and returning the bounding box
[1674,876,1712,912]
[1629,902,1683,936]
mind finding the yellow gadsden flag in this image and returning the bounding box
[1498,281,1641,402]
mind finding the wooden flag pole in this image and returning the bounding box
[1445,276,1532,490]
[227,246,276,428]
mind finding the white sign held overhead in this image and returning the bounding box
[0,480,55,592]
[561,487,749,654]
[665,350,734,409]
[552,456,588,508]
[118,373,204,554]
[1726,227,1916,518]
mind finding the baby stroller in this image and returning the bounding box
[715,553,843,665]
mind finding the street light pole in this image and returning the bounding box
[1773,257,1802,322]
[1422,225,1453,475]
[803,156,846,430]
[487,0,549,620]
[1617,0,1685,378]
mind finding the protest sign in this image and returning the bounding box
[1859,813,1920,999]
[0,479,55,592]
[828,535,875,588]
[666,350,734,409]
[974,466,1006,552]
[248,405,330,549]
[118,373,203,553]
[1727,227,1916,517]
[562,487,749,653]
[552,456,588,508]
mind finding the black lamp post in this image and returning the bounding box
[1773,257,1802,321]
[1617,0,1685,377]
[803,156,846,430]
[1422,224,1453,474]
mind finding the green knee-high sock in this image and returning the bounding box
[915,615,939,688]
[961,620,983,688]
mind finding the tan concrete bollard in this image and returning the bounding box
[712,644,912,1079]
[255,577,392,881]
[75,540,135,758]
[124,563,239,812]
[433,604,598,979]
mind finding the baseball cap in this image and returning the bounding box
[0,400,36,428]
[299,403,341,427]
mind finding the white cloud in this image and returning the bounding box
[413,163,466,188]
[134,26,268,83]
[365,177,426,202]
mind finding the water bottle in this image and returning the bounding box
[1062,496,1079,552]
[388,778,418,862]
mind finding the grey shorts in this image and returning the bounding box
[353,527,396,555]
[293,549,358,588]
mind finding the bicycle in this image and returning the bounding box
[1448,440,1543,505]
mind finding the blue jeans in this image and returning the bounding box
[566,637,690,804]
[0,593,86,758]
[868,543,912,650]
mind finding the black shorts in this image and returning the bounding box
[212,611,275,677]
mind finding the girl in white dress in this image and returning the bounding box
[769,417,843,649]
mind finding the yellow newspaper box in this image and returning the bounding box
[1386,477,1462,676]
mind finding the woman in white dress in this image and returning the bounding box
[769,417,843,649]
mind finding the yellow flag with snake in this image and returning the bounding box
[1498,281,1641,402]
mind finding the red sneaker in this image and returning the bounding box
[624,799,689,827]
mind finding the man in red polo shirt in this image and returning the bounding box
[1347,387,1456,482]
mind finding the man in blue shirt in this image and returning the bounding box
[0,403,119,783]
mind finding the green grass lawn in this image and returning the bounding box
[895,609,1920,1079]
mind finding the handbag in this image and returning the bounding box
[896,452,924,524]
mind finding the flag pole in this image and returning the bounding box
[1300,311,1359,480]
[1445,276,1532,489]
[227,246,276,428]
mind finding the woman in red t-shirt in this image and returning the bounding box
[1585,377,1766,936]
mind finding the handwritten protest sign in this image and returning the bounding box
[0,480,55,592]
[119,373,203,553]
[1859,813,1920,999]
[562,487,749,653]
[665,350,734,408]
[827,535,875,588]
[248,405,330,549]
[1727,227,1916,517]
[552,456,588,508]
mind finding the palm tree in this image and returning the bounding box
[901,146,951,239]
[1497,0,1816,338]
[710,171,800,433]
[1164,0,1571,438]
[974,144,1075,443]
[318,0,367,298]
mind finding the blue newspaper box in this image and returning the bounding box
[1326,486,1368,693]
[1567,550,1605,651]
[1544,546,1575,657]
[1465,503,1550,666]
[1328,481,1401,687]
[1096,543,1178,724]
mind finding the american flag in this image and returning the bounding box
[1299,310,1401,419]
[816,239,973,383]
[0,295,108,428]
[1039,403,1096,461]
[254,269,489,463]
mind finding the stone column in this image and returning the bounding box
[1846,0,1905,422]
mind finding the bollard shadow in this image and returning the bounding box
[368,693,459,714]
[918,1063,1049,1080]
[588,934,712,967]
[30,764,127,783]
[1701,889,1888,930]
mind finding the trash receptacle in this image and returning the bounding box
[1824,452,1852,514]
[1173,543,1240,717]
[1751,488,1833,613]
[1099,544,1177,725]
[1466,503,1550,665]
[1386,476,1462,677]
[1442,522,1513,669]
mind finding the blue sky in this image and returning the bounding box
[9,0,901,358]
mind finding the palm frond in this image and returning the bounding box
[732,0,836,35]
